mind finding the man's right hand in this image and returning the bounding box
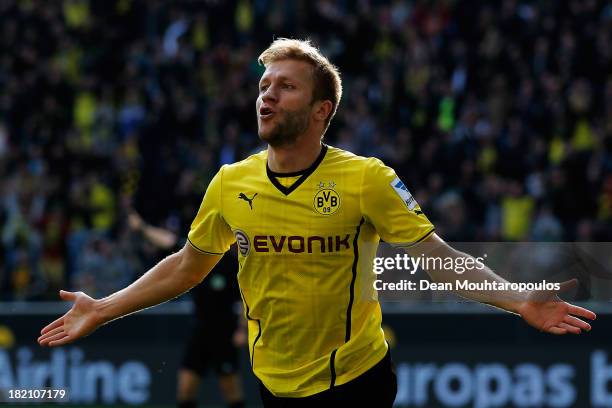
[36,244,222,347]
[38,290,104,347]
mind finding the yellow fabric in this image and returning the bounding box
[90,182,115,231]
[598,194,612,221]
[188,146,434,397]
[63,0,91,29]
[273,175,301,189]
[478,145,497,173]
[549,136,565,165]
[571,118,595,151]
[74,92,96,131]
[501,196,535,240]
[235,0,253,33]
[192,20,209,50]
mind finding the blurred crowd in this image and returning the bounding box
[1,0,611,300]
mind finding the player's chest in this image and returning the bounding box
[222,177,362,234]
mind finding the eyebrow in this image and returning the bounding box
[259,74,299,84]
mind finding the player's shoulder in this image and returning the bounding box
[326,145,388,172]
[218,149,267,178]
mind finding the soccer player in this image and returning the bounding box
[38,39,596,407]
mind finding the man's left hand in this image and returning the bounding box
[518,279,596,335]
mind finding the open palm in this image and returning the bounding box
[518,279,596,335]
[38,290,103,347]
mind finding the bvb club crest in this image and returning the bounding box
[314,181,340,215]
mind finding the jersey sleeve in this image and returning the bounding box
[187,166,235,254]
[361,158,435,246]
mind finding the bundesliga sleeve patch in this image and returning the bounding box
[390,177,418,210]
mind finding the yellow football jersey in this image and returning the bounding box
[188,145,434,397]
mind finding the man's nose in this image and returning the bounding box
[262,85,278,102]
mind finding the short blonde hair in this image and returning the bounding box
[258,38,342,130]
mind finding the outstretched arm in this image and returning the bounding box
[128,210,178,250]
[38,243,221,347]
[406,233,596,335]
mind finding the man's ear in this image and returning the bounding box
[313,100,333,123]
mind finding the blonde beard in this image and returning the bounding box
[258,106,311,147]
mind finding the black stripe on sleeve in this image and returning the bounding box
[390,227,436,248]
[187,238,225,255]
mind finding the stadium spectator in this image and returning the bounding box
[0,0,610,303]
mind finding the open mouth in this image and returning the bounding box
[259,106,275,119]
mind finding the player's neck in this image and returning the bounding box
[267,137,323,173]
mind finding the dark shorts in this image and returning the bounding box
[259,348,397,407]
[181,322,239,377]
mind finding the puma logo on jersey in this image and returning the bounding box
[238,193,258,209]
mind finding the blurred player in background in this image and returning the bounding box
[127,212,246,408]
[39,39,596,407]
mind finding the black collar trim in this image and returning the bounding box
[267,144,328,196]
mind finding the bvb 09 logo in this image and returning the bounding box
[313,187,340,215]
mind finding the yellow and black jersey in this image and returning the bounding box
[188,144,434,397]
